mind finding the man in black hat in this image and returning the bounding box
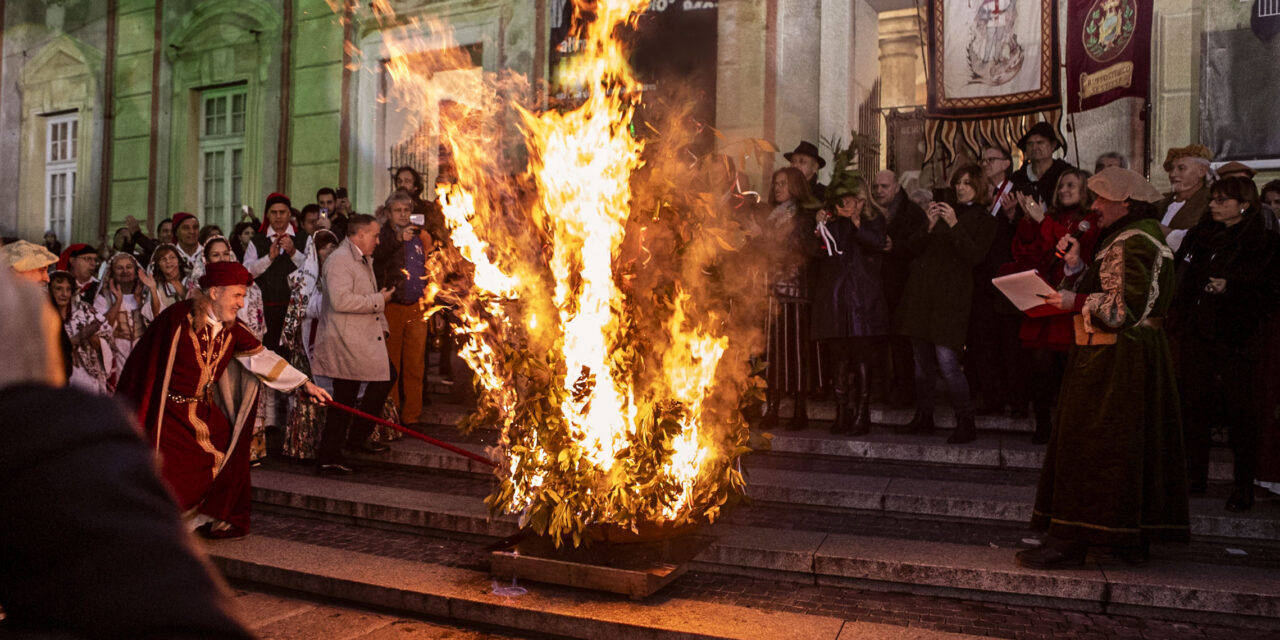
[785,140,827,201]
[1010,122,1074,207]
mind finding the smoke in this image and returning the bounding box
[363,1,773,546]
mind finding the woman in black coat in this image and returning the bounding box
[894,164,998,444]
[1171,176,1280,511]
[811,176,888,435]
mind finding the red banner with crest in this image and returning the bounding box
[1066,0,1152,113]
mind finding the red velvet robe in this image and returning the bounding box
[117,300,269,533]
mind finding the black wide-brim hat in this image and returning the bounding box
[1016,122,1065,153]
[783,140,827,169]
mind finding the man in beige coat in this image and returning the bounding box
[311,214,395,474]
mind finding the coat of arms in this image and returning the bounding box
[1083,0,1136,62]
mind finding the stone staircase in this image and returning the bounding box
[206,403,1280,639]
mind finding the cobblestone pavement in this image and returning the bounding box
[230,585,538,639]
[249,512,1276,640]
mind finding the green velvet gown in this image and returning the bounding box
[1031,215,1190,547]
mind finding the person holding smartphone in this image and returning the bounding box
[894,164,998,444]
[372,190,433,428]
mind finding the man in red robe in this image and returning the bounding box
[117,262,330,539]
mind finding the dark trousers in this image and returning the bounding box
[1029,348,1067,435]
[966,304,1028,412]
[1181,339,1260,490]
[878,335,915,404]
[317,365,397,465]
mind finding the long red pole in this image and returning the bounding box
[322,399,498,468]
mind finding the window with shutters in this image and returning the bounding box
[44,112,77,246]
[198,85,247,229]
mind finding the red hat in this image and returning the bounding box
[198,261,255,289]
[56,243,95,270]
[265,192,291,210]
[172,211,197,229]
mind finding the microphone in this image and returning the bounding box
[1055,220,1092,258]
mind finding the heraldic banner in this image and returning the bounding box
[925,0,1060,120]
[1066,0,1152,113]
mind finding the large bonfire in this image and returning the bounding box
[369,0,767,547]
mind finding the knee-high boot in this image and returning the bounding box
[830,361,852,434]
[850,360,872,436]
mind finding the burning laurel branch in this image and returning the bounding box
[402,0,767,549]
[429,139,768,548]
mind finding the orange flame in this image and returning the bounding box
[369,0,750,544]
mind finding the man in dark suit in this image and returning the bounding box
[871,170,927,406]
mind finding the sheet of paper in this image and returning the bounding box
[992,270,1058,312]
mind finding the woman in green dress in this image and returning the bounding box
[1018,167,1190,569]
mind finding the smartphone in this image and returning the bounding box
[931,186,957,208]
[409,213,425,226]
[319,207,329,219]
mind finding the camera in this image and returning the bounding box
[409,213,425,226]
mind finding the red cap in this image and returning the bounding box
[172,212,197,229]
[57,243,95,270]
[198,261,255,289]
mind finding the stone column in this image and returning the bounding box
[877,8,923,111]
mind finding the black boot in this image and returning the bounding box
[1226,486,1255,512]
[895,410,934,434]
[1031,403,1051,444]
[1016,537,1088,569]
[830,388,851,434]
[787,393,809,431]
[947,415,978,444]
[849,362,872,436]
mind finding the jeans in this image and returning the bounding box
[912,338,974,419]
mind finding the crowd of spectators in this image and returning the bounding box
[5,133,1280,533]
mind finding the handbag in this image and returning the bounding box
[1073,314,1116,346]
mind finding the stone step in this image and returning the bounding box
[206,534,948,640]
[407,406,1238,481]
[742,467,1280,542]
[344,438,1273,541]
[415,402,1039,433]
[245,472,1280,627]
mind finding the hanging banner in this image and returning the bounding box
[1066,0,1152,113]
[925,0,1060,120]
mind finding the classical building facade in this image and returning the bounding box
[1,0,1273,244]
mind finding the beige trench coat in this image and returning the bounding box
[310,239,391,381]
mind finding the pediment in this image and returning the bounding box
[22,34,102,85]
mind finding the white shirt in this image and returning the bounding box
[1160,201,1188,252]
[242,224,307,278]
[990,179,1013,217]
[176,244,202,269]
